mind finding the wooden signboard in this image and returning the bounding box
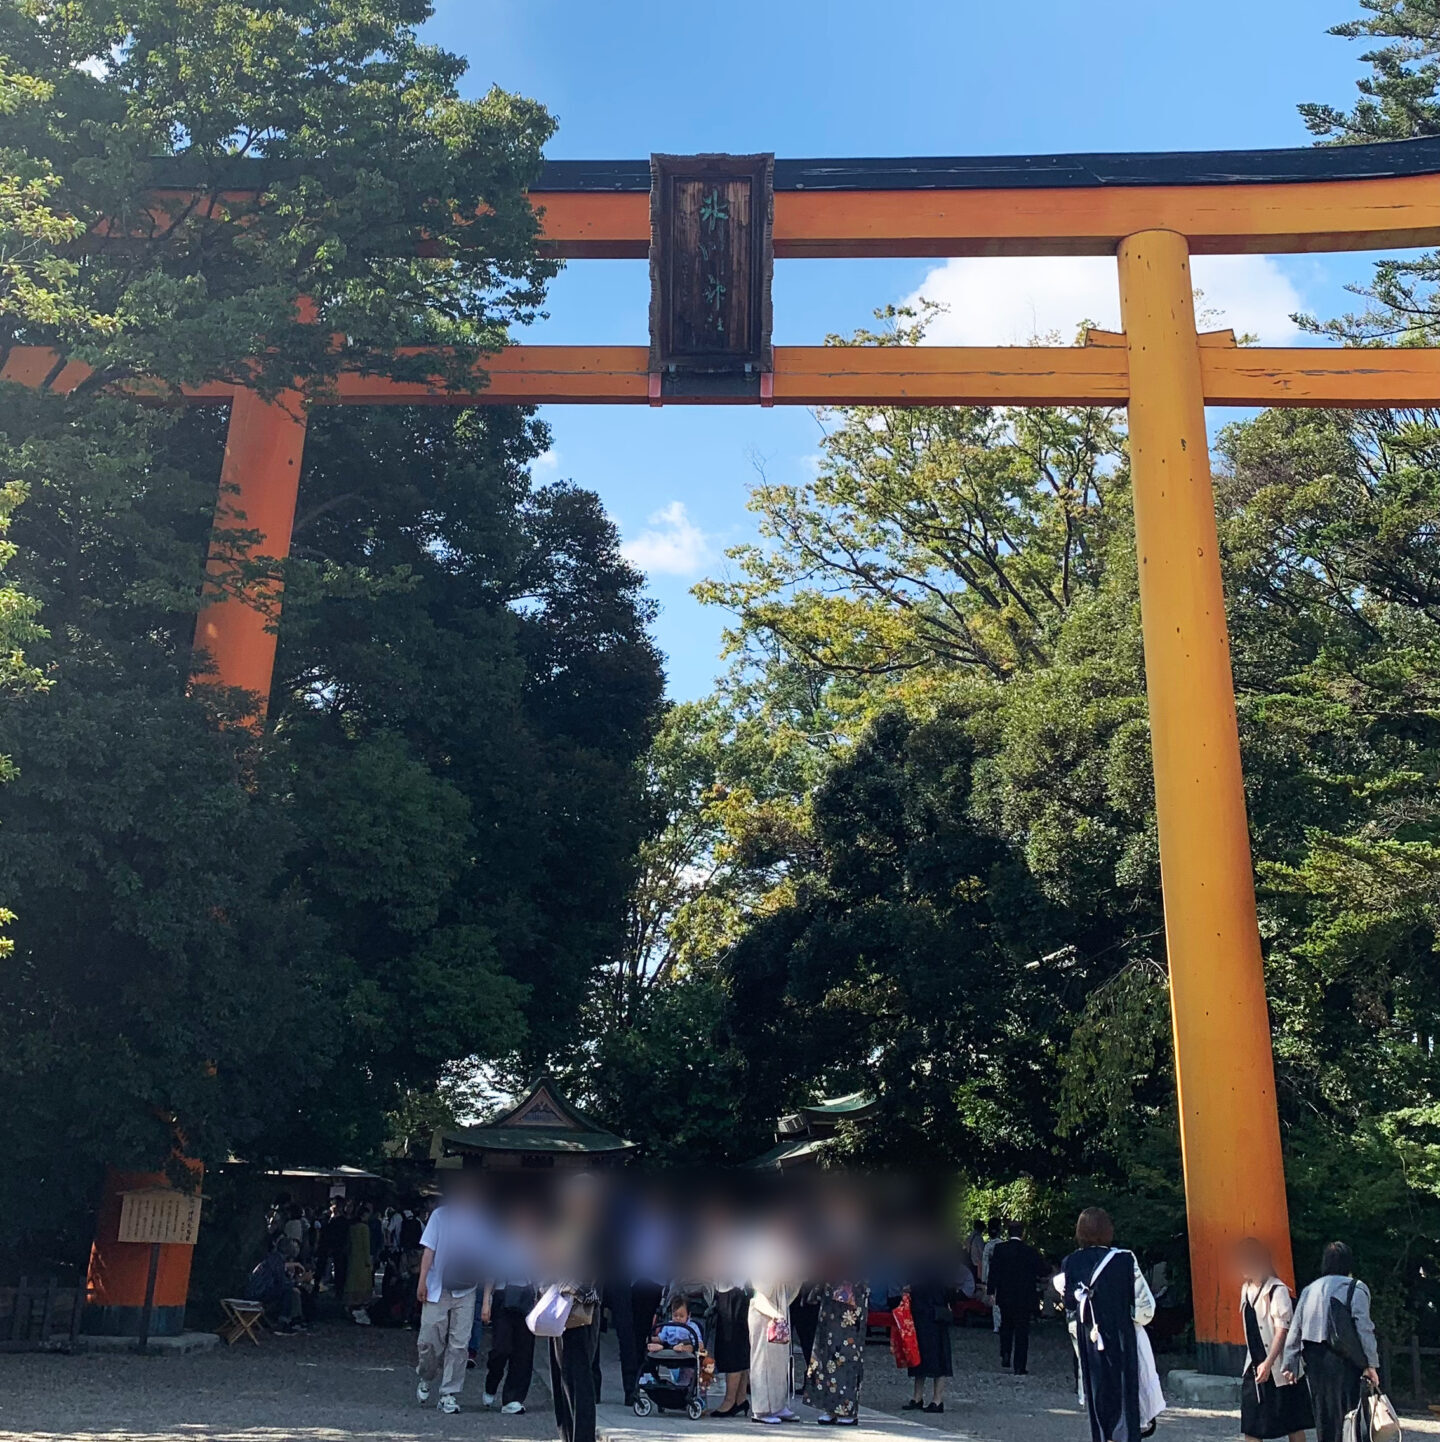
[117,1187,202,1247]
[649,153,774,377]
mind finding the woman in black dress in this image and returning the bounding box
[1235,1238,1312,1442]
[711,1282,751,1417]
[900,1279,953,1414]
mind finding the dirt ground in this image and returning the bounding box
[1,1315,1436,1442]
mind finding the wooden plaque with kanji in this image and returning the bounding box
[118,1187,203,1246]
[649,153,774,374]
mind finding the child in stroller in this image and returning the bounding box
[635,1295,708,1419]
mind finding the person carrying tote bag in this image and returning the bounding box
[1281,1242,1381,1442]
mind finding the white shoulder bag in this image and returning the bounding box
[526,1283,573,1337]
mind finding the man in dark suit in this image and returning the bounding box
[985,1221,1048,1375]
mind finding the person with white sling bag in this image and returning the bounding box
[1055,1207,1159,1442]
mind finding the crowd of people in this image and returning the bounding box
[248,1194,432,1332]
[243,1180,1386,1442]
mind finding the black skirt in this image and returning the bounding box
[1240,1301,1314,1439]
[1241,1373,1315,1440]
[713,1287,751,1373]
[1302,1339,1363,1442]
[907,1283,953,1379]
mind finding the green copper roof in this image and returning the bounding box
[431,1075,636,1158]
[436,1124,636,1155]
[801,1091,877,1118]
[744,1137,827,1169]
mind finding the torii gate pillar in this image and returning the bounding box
[1118,228,1292,1369]
[192,387,309,719]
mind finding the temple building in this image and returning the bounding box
[747,1090,878,1169]
[430,1075,637,1171]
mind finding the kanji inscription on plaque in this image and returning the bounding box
[649,153,774,374]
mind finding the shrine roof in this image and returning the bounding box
[432,1074,636,1157]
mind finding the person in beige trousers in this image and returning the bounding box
[414,1179,491,1415]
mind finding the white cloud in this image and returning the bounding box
[533,448,560,474]
[900,253,1306,347]
[621,501,713,577]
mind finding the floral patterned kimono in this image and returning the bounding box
[803,1282,869,1421]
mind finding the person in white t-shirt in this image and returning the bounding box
[414,1176,495,1415]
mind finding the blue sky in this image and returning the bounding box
[422,0,1391,700]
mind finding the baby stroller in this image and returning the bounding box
[660,1280,715,1349]
[634,1346,709,1421]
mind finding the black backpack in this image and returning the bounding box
[1327,1279,1370,1371]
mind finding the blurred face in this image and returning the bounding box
[1235,1241,1269,1284]
[672,1301,688,1324]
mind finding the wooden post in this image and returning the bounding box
[191,387,309,718]
[1117,228,1292,1373]
[136,1242,160,1352]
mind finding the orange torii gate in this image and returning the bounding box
[10,136,1440,1365]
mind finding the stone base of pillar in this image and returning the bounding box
[80,1302,187,1338]
[1193,1339,1248,1377]
[1167,1366,1245,1406]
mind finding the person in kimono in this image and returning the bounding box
[748,1276,798,1424]
[1055,1207,1158,1442]
[803,1281,869,1425]
[1234,1237,1312,1442]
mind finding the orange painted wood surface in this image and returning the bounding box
[8,342,1440,409]
[531,175,1440,259]
[111,171,1440,259]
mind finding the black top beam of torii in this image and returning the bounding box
[144,135,1440,192]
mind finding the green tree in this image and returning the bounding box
[1300,1,1440,144]
[265,404,663,1155]
[0,0,602,1267]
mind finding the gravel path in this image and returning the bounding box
[1,1316,1436,1442]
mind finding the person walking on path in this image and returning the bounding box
[344,1205,374,1324]
[316,1198,347,1295]
[414,1177,492,1415]
[481,1279,537,1414]
[1235,1237,1312,1442]
[966,1219,986,1282]
[1281,1242,1380,1442]
[1055,1207,1157,1442]
[980,1217,1003,1333]
[550,1288,602,1442]
[549,1173,604,1442]
[987,1221,1048,1376]
[803,1281,869,1425]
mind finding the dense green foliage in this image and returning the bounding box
[0,1,662,1269]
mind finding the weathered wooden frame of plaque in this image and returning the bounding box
[649,153,774,377]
